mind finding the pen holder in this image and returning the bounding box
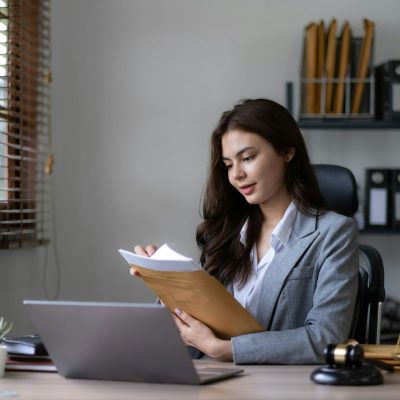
[310,343,384,386]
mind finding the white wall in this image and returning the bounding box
[1,0,400,335]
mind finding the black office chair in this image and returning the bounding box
[313,164,385,344]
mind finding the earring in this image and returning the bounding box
[285,148,295,162]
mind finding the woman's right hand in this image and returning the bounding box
[130,244,158,277]
[133,244,158,257]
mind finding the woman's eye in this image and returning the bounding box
[243,155,254,162]
[224,163,232,170]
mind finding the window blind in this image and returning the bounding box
[0,0,51,249]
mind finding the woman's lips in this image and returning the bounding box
[240,184,255,195]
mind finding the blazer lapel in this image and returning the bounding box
[253,211,321,329]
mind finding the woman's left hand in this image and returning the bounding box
[172,309,233,361]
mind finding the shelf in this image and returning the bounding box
[298,118,400,129]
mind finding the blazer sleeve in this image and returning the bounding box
[231,215,359,364]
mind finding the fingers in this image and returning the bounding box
[145,244,157,256]
[172,313,189,328]
[130,244,157,278]
[172,314,190,346]
[133,244,158,257]
[129,267,140,277]
[174,308,193,326]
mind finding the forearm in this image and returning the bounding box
[232,325,331,364]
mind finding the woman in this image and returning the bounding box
[133,98,358,364]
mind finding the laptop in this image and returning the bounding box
[23,300,244,384]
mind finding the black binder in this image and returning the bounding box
[375,60,400,121]
[365,169,391,230]
[391,169,400,229]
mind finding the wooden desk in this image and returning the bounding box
[1,361,399,400]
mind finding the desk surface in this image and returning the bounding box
[1,360,399,400]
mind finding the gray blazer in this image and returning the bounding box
[231,209,359,365]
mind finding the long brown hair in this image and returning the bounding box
[196,98,327,287]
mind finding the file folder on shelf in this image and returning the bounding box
[324,19,337,114]
[351,19,375,114]
[375,60,400,121]
[390,169,400,229]
[315,20,325,114]
[365,169,391,230]
[333,21,351,114]
[304,22,318,114]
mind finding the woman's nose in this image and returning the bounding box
[231,163,245,180]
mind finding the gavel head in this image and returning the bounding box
[324,343,364,368]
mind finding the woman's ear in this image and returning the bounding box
[284,147,295,162]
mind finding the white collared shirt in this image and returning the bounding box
[233,202,297,311]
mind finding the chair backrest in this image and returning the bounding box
[355,244,385,343]
[313,164,358,216]
[313,164,385,344]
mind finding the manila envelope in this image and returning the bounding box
[133,266,264,339]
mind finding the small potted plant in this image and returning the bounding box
[0,317,12,377]
[0,317,13,341]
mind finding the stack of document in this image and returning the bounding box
[118,244,264,339]
[361,344,400,371]
[3,334,56,372]
[118,244,201,272]
[302,18,375,116]
[3,334,48,356]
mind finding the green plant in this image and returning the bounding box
[0,317,12,341]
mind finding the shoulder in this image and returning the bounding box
[314,211,359,256]
[294,210,359,273]
[317,210,358,234]
[293,208,357,238]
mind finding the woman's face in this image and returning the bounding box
[221,129,293,207]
